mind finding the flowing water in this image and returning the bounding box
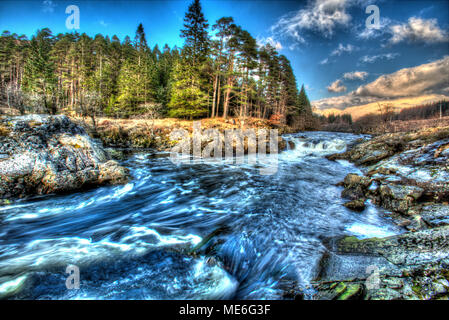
[0,131,403,300]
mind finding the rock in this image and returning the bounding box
[312,281,364,300]
[375,184,424,214]
[344,199,366,211]
[383,277,404,289]
[337,283,363,300]
[335,226,449,266]
[341,173,371,200]
[417,204,449,227]
[0,115,129,199]
[98,160,129,185]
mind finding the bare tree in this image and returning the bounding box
[142,102,162,136]
[6,83,26,115]
[77,91,102,132]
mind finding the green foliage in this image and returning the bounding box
[298,85,312,114]
[180,0,210,65]
[167,61,208,119]
[0,0,316,129]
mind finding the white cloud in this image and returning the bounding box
[389,17,448,44]
[257,36,283,50]
[314,56,449,109]
[359,52,400,64]
[327,79,347,93]
[343,71,368,80]
[42,0,55,13]
[331,43,357,56]
[271,0,353,42]
[356,17,392,40]
[319,57,329,65]
[99,20,109,27]
[355,56,449,98]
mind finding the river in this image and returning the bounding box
[0,131,403,299]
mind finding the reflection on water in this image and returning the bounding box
[0,132,403,299]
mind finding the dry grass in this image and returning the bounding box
[93,116,277,133]
[0,125,10,136]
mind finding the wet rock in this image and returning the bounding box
[419,204,449,226]
[335,226,449,266]
[0,115,129,199]
[344,199,366,211]
[321,126,449,300]
[341,173,371,200]
[313,281,364,300]
[375,184,424,214]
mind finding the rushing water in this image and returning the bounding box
[0,132,403,300]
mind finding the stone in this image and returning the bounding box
[337,283,363,300]
[0,115,129,199]
[344,199,366,211]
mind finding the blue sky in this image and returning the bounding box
[1,0,448,109]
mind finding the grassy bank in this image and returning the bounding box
[76,116,292,151]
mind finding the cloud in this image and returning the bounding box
[42,0,55,13]
[356,17,392,40]
[389,17,448,44]
[271,0,353,42]
[327,79,347,93]
[319,57,329,65]
[319,42,357,65]
[343,71,368,80]
[331,43,357,56]
[314,56,449,109]
[359,52,400,64]
[355,56,449,98]
[257,36,283,50]
[99,20,109,27]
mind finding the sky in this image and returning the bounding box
[1,0,448,110]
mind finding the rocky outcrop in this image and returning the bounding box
[335,126,449,223]
[313,228,449,300]
[315,126,449,300]
[0,115,129,199]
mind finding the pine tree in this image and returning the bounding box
[298,84,312,115]
[168,0,210,119]
[180,0,209,66]
[117,24,156,116]
[167,60,208,119]
[23,28,57,113]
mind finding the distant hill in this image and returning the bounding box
[314,94,449,120]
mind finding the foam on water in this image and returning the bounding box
[0,131,402,300]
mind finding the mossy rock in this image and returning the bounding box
[334,282,347,296]
[337,283,363,300]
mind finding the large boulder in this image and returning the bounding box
[375,183,424,214]
[0,115,129,199]
[314,227,449,300]
[341,173,371,200]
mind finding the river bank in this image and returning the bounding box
[1,123,402,300]
[1,114,447,300]
[313,126,449,299]
[84,116,292,153]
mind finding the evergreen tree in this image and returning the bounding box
[168,0,209,119]
[0,4,310,126]
[167,60,208,119]
[180,0,209,66]
[298,84,312,114]
[23,28,57,113]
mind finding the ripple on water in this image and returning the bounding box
[0,131,403,299]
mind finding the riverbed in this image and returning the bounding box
[0,131,404,299]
